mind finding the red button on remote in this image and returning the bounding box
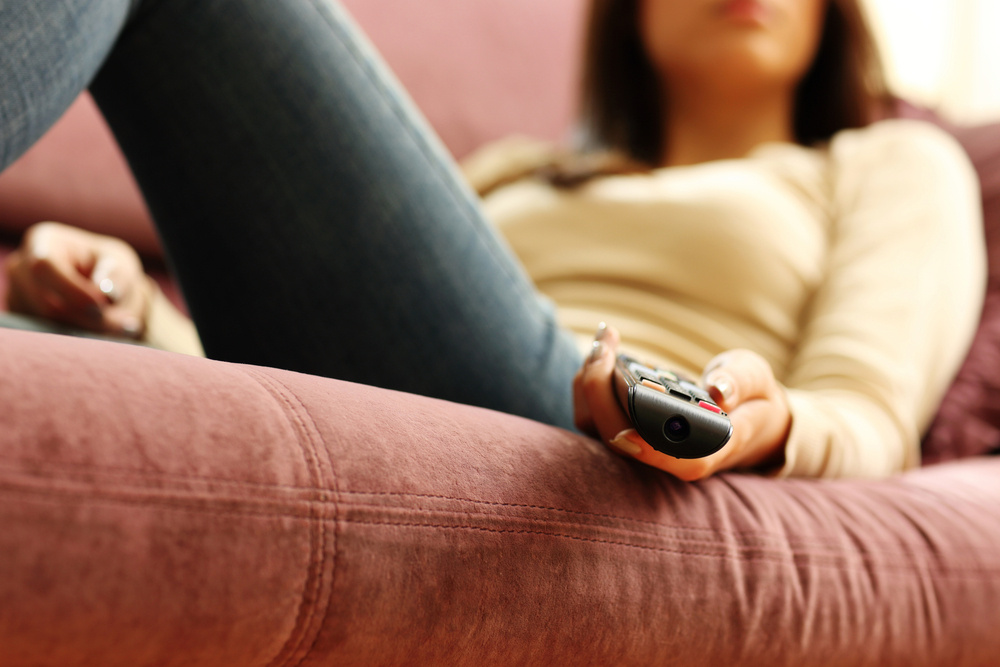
[698,400,722,414]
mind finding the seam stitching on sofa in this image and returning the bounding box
[336,499,946,560]
[2,474,940,558]
[242,369,328,667]
[0,456,325,492]
[0,482,959,564]
[258,371,340,667]
[247,371,325,667]
[0,483,318,519]
[337,489,953,549]
[0,455,963,552]
[342,518,1000,577]
[339,488,818,534]
[1,484,993,575]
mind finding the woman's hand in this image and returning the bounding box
[573,323,791,480]
[5,221,151,338]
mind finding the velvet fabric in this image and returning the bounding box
[2,327,999,665]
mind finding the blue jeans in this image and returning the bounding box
[0,0,582,428]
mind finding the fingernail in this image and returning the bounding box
[706,372,733,401]
[609,429,642,456]
[594,321,608,341]
[703,353,730,377]
[588,339,606,364]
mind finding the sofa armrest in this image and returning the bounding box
[1,328,998,665]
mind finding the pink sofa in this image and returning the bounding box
[1,3,1000,665]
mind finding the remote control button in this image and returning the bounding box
[658,370,679,383]
[690,387,712,402]
[640,378,666,393]
[698,400,722,414]
[669,388,690,401]
[680,381,711,402]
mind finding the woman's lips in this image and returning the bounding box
[717,0,773,25]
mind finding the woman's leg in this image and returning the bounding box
[0,2,136,168]
[85,0,581,427]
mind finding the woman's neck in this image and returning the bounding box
[659,84,797,167]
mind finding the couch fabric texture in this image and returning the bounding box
[2,328,1000,665]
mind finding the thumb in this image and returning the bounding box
[702,349,774,411]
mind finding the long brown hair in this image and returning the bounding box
[475,0,892,195]
[578,0,890,164]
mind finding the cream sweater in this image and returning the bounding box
[465,120,986,478]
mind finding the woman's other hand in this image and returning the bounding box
[573,324,790,480]
[5,221,150,338]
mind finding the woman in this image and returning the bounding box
[5,0,983,481]
[472,0,982,479]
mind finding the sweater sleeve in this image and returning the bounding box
[777,120,985,478]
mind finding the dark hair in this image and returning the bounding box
[577,0,890,165]
[474,0,892,195]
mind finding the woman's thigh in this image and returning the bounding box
[89,0,581,428]
[0,1,134,167]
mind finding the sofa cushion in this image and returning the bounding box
[1,326,1000,664]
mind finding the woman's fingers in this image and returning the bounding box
[98,282,147,338]
[635,443,735,482]
[574,325,686,465]
[28,250,105,312]
[703,349,774,411]
[573,325,735,477]
[10,223,104,315]
[88,254,146,337]
[5,222,149,338]
[573,337,790,480]
[7,249,83,319]
[572,324,609,435]
[631,349,789,479]
[702,349,790,471]
[573,324,633,444]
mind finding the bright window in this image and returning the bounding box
[863,0,1000,122]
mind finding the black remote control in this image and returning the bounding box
[613,354,733,459]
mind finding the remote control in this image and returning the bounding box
[613,354,733,459]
